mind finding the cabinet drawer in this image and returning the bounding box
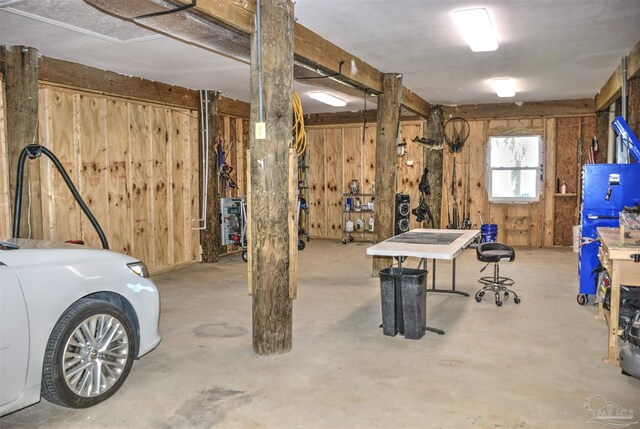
[620,260,640,286]
[598,247,611,271]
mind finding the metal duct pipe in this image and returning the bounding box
[192,89,209,230]
[621,56,628,120]
[84,0,250,63]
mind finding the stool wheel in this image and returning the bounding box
[475,295,482,302]
[496,300,502,307]
[479,291,485,297]
[504,292,509,298]
[514,297,521,304]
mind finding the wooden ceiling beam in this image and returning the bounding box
[594,40,640,112]
[444,99,595,120]
[178,0,256,34]
[34,55,250,116]
[402,87,432,117]
[594,64,622,112]
[304,110,377,127]
[627,40,640,79]
[174,0,432,117]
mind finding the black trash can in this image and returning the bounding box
[379,267,427,340]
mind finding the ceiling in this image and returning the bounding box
[0,0,639,114]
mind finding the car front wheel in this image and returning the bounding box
[41,298,135,408]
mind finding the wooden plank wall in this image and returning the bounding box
[307,115,595,247]
[0,83,201,273]
[306,122,426,241]
[552,116,596,246]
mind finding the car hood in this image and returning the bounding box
[0,238,141,269]
[1,238,95,250]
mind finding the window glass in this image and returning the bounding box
[487,135,542,202]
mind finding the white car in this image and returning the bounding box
[0,239,161,416]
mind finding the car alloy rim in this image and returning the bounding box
[62,314,129,397]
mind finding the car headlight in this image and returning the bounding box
[127,261,149,278]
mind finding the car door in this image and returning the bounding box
[0,262,30,407]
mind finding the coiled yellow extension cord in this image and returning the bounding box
[292,91,307,157]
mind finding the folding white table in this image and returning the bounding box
[366,228,481,295]
[367,228,480,336]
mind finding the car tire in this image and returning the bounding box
[41,298,135,408]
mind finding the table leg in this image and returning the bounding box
[603,260,621,364]
[425,326,445,335]
[432,259,436,290]
[596,294,605,321]
[426,257,469,297]
[420,259,445,335]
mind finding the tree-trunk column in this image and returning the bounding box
[250,0,294,355]
[372,73,403,276]
[2,45,42,239]
[200,90,221,262]
[425,105,444,228]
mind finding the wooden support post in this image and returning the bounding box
[200,90,222,262]
[372,73,403,276]
[249,0,294,355]
[2,45,42,239]
[425,105,444,228]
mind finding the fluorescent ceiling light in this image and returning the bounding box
[491,78,516,97]
[453,8,498,52]
[308,92,347,107]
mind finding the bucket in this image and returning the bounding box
[572,225,581,253]
[481,223,498,243]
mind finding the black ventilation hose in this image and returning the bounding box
[12,145,109,250]
[12,147,29,239]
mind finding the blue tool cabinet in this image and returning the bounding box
[578,164,640,303]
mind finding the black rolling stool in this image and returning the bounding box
[475,242,520,307]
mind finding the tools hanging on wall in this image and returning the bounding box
[411,167,435,228]
[443,117,469,229]
[217,135,236,195]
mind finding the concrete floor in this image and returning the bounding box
[3,240,639,429]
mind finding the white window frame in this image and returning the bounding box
[486,135,544,204]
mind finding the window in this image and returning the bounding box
[487,135,543,203]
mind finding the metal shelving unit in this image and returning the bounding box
[341,193,375,244]
[298,157,310,242]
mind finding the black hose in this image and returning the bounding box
[11,148,29,239]
[12,145,109,250]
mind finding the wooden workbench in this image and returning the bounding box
[596,227,640,364]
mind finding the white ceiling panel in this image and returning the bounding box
[1,0,639,113]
